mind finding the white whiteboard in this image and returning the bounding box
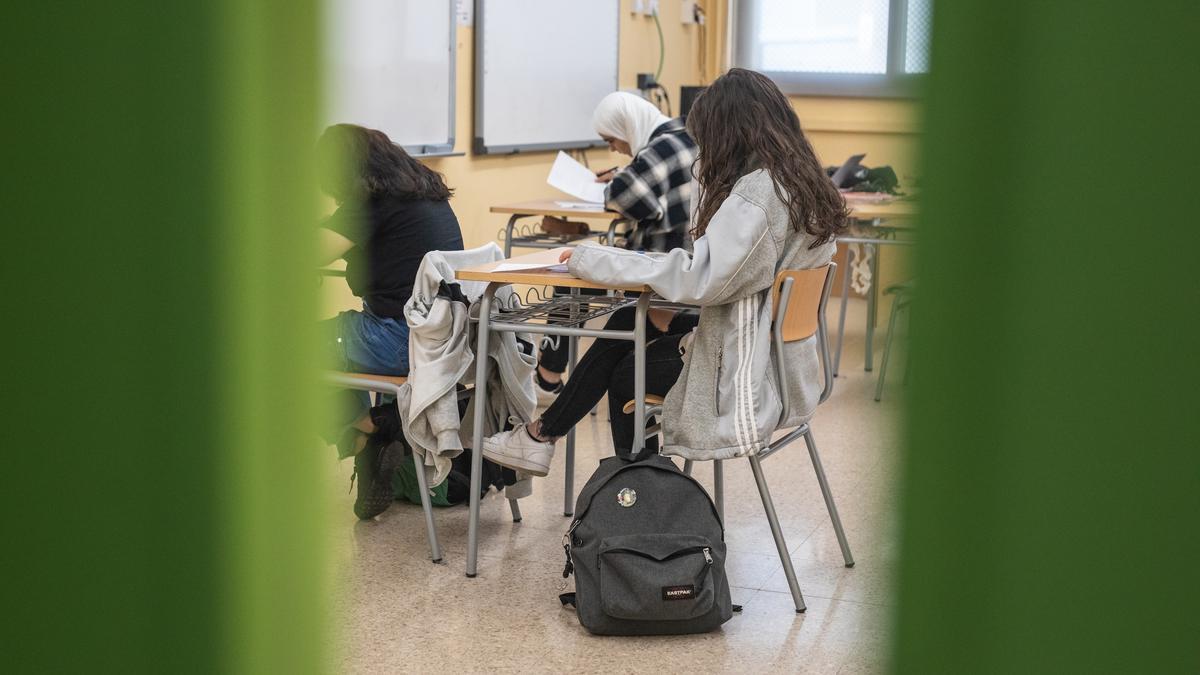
[324,0,456,156]
[474,0,620,154]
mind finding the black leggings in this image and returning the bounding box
[539,307,698,453]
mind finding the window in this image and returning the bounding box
[734,0,932,97]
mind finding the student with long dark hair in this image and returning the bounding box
[482,69,846,472]
[317,124,463,518]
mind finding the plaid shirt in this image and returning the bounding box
[605,118,698,252]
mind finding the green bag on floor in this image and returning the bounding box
[393,456,453,507]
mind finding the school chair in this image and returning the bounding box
[875,280,914,402]
[624,264,854,613]
[323,372,445,563]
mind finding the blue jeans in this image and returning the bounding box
[321,307,409,454]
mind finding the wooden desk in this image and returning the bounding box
[456,247,648,293]
[455,247,655,578]
[847,198,918,224]
[490,200,623,221]
[490,200,629,256]
[837,196,918,377]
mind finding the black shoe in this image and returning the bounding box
[351,437,401,520]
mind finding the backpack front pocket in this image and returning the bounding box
[598,534,718,621]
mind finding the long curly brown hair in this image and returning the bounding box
[686,69,847,247]
[317,124,453,203]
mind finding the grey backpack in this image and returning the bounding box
[559,450,734,635]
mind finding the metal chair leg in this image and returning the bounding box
[875,293,904,402]
[865,243,879,372]
[713,460,725,522]
[748,454,806,612]
[833,245,853,377]
[803,428,854,568]
[409,441,443,564]
[508,498,522,523]
[683,459,694,476]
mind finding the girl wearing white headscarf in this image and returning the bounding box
[589,91,698,253]
[592,91,672,157]
[480,93,702,470]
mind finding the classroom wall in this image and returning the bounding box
[325,0,709,311]
[427,0,707,249]
[324,1,920,318]
[794,96,920,307]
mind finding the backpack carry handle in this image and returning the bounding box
[619,446,658,463]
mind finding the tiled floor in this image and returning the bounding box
[328,297,903,674]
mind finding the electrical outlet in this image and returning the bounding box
[632,0,646,14]
[647,0,660,15]
[681,0,696,24]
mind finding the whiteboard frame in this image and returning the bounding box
[408,0,457,157]
[472,0,619,155]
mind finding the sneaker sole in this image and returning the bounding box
[481,446,551,477]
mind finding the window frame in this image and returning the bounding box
[732,0,927,99]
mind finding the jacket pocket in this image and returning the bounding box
[599,534,717,621]
[713,344,723,416]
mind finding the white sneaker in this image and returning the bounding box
[482,425,555,477]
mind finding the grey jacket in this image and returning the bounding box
[568,169,835,461]
[398,244,537,496]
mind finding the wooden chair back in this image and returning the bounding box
[771,266,833,342]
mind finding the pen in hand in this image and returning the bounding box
[594,166,619,183]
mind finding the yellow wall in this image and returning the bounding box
[326,1,919,316]
[426,0,708,250]
[792,96,920,305]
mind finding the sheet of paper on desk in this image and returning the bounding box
[547,151,607,204]
[493,262,569,273]
[554,200,605,209]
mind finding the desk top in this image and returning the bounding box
[846,196,918,223]
[456,248,649,292]
[489,200,622,221]
[493,197,912,223]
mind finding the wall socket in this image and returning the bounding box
[681,0,697,24]
[633,0,658,18]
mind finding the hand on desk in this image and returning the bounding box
[558,248,575,264]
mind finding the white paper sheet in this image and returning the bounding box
[554,200,606,210]
[493,262,569,273]
[547,151,607,204]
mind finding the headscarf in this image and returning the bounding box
[592,92,671,156]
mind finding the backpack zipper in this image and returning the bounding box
[562,519,581,579]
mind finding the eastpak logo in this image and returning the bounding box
[661,585,696,601]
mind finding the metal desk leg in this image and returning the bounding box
[503,215,520,258]
[865,243,880,372]
[632,294,650,451]
[563,321,578,517]
[466,283,497,578]
[833,244,853,377]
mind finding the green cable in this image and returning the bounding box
[652,9,665,82]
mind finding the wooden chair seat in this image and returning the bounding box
[621,395,665,414]
[328,371,408,388]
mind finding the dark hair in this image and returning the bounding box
[317,124,453,203]
[685,68,847,247]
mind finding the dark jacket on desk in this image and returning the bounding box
[571,169,835,461]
